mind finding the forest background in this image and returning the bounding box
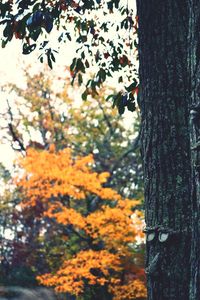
[0,1,146,299]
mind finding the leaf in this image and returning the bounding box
[107,1,113,10]
[77,58,85,73]
[44,14,53,33]
[125,79,137,92]
[78,73,83,86]
[98,68,106,83]
[39,55,44,63]
[82,90,87,101]
[118,104,125,115]
[122,94,128,106]
[32,11,43,27]
[40,40,49,49]
[106,94,114,102]
[70,58,77,71]
[118,76,123,83]
[85,60,90,68]
[22,43,36,54]
[51,52,56,62]
[81,51,85,59]
[1,39,7,48]
[128,92,134,102]
[114,0,120,8]
[58,33,64,42]
[33,2,40,12]
[3,23,12,39]
[124,20,129,30]
[30,28,41,41]
[66,32,71,41]
[47,55,53,69]
[134,39,138,48]
[45,19,53,33]
[112,92,121,108]
[26,15,33,27]
[127,101,136,112]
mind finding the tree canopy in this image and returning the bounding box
[0,0,139,114]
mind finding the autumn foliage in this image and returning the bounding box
[16,146,146,299]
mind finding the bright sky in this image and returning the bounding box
[0,43,28,169]
[0,30,77,169]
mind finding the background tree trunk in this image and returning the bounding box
[136,1,192,299]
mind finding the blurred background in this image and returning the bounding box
[0,0,146,299]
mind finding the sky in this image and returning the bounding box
[0,43,28,169]
[0,30,77,169]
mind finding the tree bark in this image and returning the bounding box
[188,1,200,299]
[136,1,192,299]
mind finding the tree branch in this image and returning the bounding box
[96,98,115,136]
[109,128,141,179]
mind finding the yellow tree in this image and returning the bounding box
[1,69,144,290]
[16,146,146,300]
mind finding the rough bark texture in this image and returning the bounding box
[188,1,200,299]
[136,1,192,299]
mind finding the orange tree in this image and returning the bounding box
[1,70,144,291]
[16,145,146,299]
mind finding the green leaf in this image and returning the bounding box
[22,43,36,55]
[39,55,44,63]
[98,68,106,83]
[118,76,123,83]
[78,73,83,86]
[31,28,41,41]
[124,20,129,30]
[85,60,90,68]
[107,1,113,10]
[82,90,88,101]
[1,39,7,48]
[112,92,121,108]
[106,94,114,102]
[134,39,138,48]
[77,58,85,73]
[118,104,125,115]
[128,92,135,102]
[127,102,136,112]
[51,52,56,62]
[70,58,77,71]
[47,55,53,69]
[66,32,71,41]
[81,51,85,59]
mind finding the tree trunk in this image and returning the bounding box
[188,1,200,299]
[136,1,192,299]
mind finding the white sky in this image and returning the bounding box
[0,30,77,169]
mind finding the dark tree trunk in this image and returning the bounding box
[188,1,200,299]
[136,1,192,299]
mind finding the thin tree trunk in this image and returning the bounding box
[136,1,192,299]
